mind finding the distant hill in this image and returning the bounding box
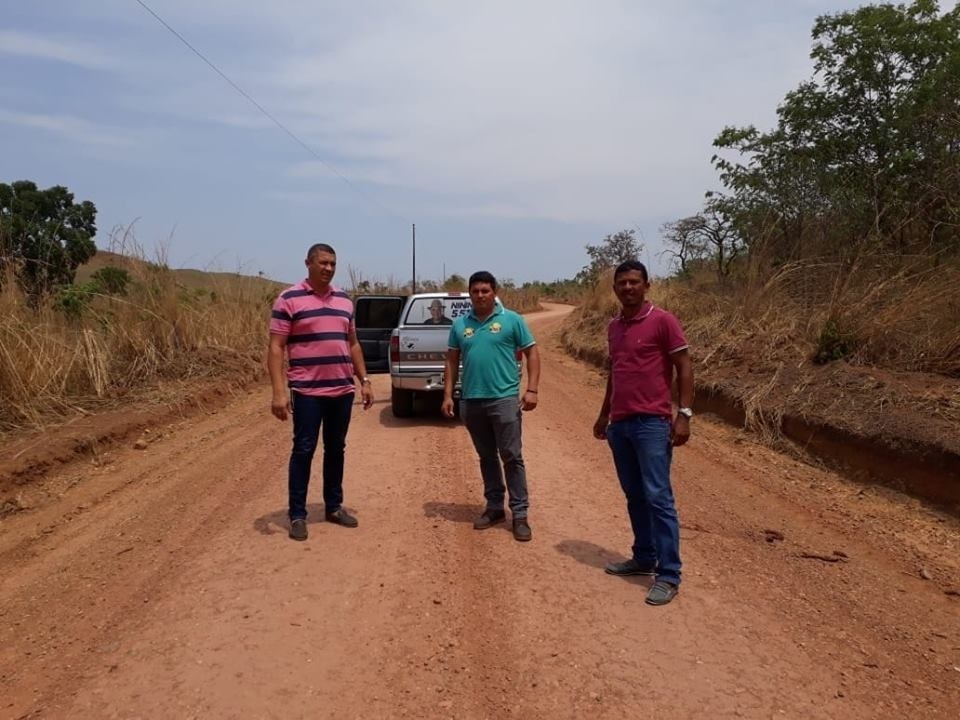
[76,250,288,295]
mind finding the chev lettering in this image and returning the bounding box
[400,351,446,361]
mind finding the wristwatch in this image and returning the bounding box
[361,377,372,385]
[677,407,693,419]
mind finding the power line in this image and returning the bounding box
[132,0,408,223]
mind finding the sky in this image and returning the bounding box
[0,0,933,285]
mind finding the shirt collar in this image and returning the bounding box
[469,304,504,322]
[617,301,654,323]
[300,279,336,297]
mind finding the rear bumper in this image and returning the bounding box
[392,373,460,396]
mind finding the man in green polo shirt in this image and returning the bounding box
[442,271,541,541]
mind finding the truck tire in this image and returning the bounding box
[391,387,414,417]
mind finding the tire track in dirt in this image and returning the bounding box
[0,398,285,716]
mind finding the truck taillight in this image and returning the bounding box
[390,335,400,364]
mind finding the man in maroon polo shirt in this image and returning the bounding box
[268,243,374,541]
[593,260,694,606]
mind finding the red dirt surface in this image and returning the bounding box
[1,304,958,719]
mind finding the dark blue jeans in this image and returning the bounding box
[288,391,354,521]
[606,415,681,586]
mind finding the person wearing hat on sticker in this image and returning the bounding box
[422,298,453,325]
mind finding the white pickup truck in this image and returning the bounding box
[354,292,513,417]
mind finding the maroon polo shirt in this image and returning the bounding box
[607,301,688,421]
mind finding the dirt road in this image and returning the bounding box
[1,304,958,719]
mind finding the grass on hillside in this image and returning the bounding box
[562,257,960,378]
[561,258,960,447]
[1,237,545,433]
[1,246,277,433]
[76,249,285,294]
[496,287,542,314]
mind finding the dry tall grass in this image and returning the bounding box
[1,243,546,433]
[558,269,618,368]
[560,259,960,446]
[0,249,276,433]
[561,258,960,378]
[498,287,542,314]
[658,258,960,377]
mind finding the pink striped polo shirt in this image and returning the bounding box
[269,280,357,397]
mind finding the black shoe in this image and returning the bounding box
[325,508,358,527]
[604,558,656,576]
[473,509,506,530]
[646,581,679,606]
[512,517,532,542]
[289,518,308,541]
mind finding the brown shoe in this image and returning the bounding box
[512,517,532,542]
[289,518,308,541]
[325,508,359,528]
[473,509,506,530]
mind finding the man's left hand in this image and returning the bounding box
[671,415,690,446]
[361,384,374,410]
[521,390,539,411]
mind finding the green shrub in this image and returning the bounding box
[813,320,858,365]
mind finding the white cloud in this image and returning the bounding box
[13,0,955,280]
[210,113,277,130]
[0,109,135,148]
[243,3,745,221]
[100,1,873,224]
[0,29,114,70]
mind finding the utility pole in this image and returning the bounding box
[411,223,416,294]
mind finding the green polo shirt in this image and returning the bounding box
[448,306,536,399]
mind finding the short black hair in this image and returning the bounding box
[613,260,648,282]
[468,270,497,290]
[307,243,336,261]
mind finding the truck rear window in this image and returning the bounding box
[404,297,473,325]
[355,297,405,329]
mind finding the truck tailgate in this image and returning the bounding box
[393,326,450,374]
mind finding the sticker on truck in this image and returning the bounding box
[404,297,473,325]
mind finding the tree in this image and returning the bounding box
[661,217,708,278]
[443,273,466,291]
[577,229,644,284]
[709,1,960,264]
[0,180,97,297]
[662,204,744,281]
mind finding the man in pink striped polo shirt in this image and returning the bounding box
[268,243,373,541]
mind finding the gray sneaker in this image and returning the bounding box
[645,581,679,606]
[604,558,657,576]
[289,518,308,541]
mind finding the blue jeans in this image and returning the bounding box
[606,415,681,586]
[288,391,354,521]
[461,397,529,518]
